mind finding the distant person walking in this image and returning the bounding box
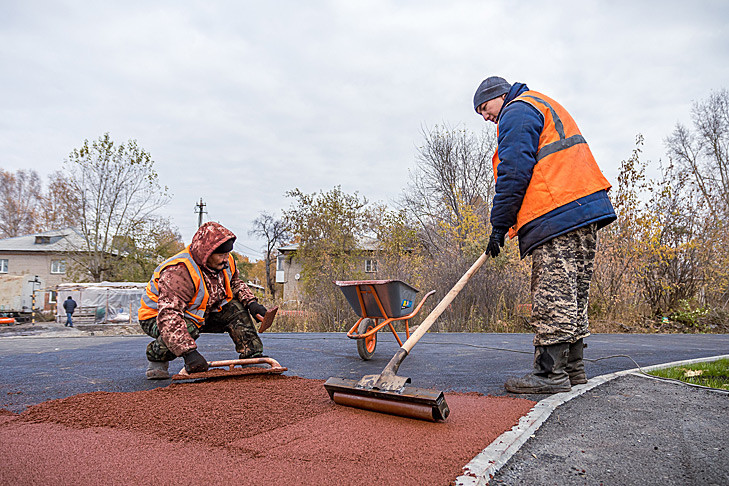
[63,296,77,327]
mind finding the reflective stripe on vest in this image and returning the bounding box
[137,248,236,327]
[519,94,588,161]
[492,90,611,237]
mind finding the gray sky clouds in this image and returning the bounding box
[2,0,728,258]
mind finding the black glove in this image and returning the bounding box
[183,349,209,373]
[247,300,267,322]
[486,227,508,258]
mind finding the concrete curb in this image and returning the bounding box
[454,353,729,486]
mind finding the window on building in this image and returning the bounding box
[48,291,57,304]
[275,255,286,284]
[35,235,51,244]
[51,259,67,274]
[0,259,7,273]
[365,259,378,273]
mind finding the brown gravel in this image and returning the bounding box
[1,375,535,485]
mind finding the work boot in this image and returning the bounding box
[239,351,264,360]
[145,360,170,380]
[504,343,571,394]
[566,339,587,385]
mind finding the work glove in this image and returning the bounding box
[183,349,209,374]
[247,300,267,322]
[486,227,508,258]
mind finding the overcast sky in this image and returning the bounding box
[2,1,728,259]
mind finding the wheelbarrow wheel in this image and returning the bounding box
[356,318,377,360]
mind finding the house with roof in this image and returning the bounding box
[275,238,381,302]
[0,228,84,316]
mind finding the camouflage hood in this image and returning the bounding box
[189,222,236,271]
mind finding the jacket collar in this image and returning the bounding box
[497,82,529,122]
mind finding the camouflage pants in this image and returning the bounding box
[141,299,263,362]
[530,224,598,346]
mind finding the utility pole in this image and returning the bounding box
[195,198,207,228]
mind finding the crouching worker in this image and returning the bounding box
[138,222,268,380]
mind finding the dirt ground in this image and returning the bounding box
[0,374,535,485]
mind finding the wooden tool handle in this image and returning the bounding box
[401,252,489,354]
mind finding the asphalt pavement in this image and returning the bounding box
[488,373,728,486]
[0,323,727,485]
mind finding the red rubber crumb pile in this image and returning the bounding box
[0,375,534,485]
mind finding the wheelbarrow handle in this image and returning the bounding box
[409,289,436,318]
[401,252,489,354]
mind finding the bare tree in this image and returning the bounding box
[400,124,496,252]
[664,90,729,312]
[397,123,529,332]
[37,170,81,231]
[249,211,290,300]
[65,133,170,282]
[0,169,42,237]
[666,88,729,222]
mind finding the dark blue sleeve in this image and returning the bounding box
[490,101,543,230]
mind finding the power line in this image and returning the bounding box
[234,241,263,258]
[238,242,263,254]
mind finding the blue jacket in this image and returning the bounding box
[63,298,77,314]
[491,83,616,257]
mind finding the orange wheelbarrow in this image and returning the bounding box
[336,280,435,360]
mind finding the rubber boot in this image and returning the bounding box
[145,360,170,380]
[566,339,587,385]
[504,343,572,394]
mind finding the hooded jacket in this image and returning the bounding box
[139,222,256,356]
[491,83,616,257]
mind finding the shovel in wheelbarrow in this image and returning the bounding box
[324,251,490,421]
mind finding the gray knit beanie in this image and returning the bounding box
[473,76,511,112]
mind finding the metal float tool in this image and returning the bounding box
[173,306,284,383]
[172,356,287,383]
[324,251,490,421]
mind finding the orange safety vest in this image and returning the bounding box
[493,90,612,237]
[138,247,236,327]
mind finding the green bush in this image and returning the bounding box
[668,300,709,327]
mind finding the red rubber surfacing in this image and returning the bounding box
[1,375,535,485]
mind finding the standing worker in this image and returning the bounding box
[63,296,77,327]
[138,222,268,380]
[473,76,616,393]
